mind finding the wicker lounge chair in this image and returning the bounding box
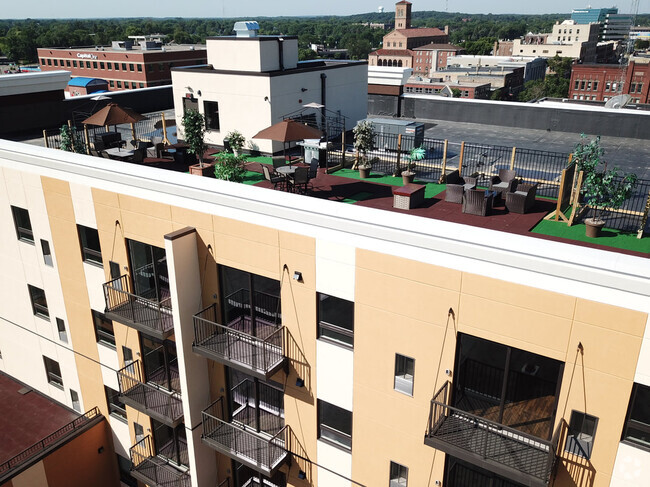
[462,189,492,216]
[506,183,538,214]
[489,169,518,195]
[445,169,478,203]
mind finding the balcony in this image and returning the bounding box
[424,382,560,487]
[130,435,190,487]
[201,397,289,476]
[103,274,173,340]
[118,360,183,427]
[193,303,286,380]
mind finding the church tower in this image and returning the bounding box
[395,0,412,30]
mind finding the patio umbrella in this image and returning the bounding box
[83,103,145,127]
[253,119,322,159]
[83,102,146,141]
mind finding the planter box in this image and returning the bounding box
[189,162,216,177]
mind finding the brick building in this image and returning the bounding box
[368,1,449,71]
[411,44,465,76]
[569,60,650,103]
[37,36,207,92]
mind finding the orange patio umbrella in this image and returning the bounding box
[253,119,322,158]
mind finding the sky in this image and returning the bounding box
[4,0,648,19]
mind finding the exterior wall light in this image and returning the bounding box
[293,271,303,282]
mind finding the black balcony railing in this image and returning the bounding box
[425,381,560,487]
[0,407,101,482]
[118,360,183,427]
[201,398,289,476]
[103,275,173,339]
[130,435,191,487]
[193,303,286,379]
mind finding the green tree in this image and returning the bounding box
[181,109,206,167]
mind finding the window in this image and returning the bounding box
[93,61,97,69]
[40,58,45,65]
[580,80,585,90]
[70,389,81,412]
[622,383,650,450]
[73,60,77,67]
[11,206,34,243]
[66,60,71,67]
[28,285,49,319]
[394,354,415,396]
[637,83,643,94]
[129,63,134,71]
[109,80,114,88]
[93,311,115,348]
[139,82,144,88]
[86,61,90,68]
[114,63,120,71]
[147,63,153,72]
[204,101,220,131]
[77,225,102,265]
[318,400,352,450]
[593,81,598,91]
[107,62,112,70]
[41,239,53,266]
[137,64,142,72]
[134,422,145,443]
[122,63,127,71]
[117,81,122,88]
[43,356,63,389]
[565,410,598,458]
[56,318,67,343]
[574,80,580,90]
[53,59,58,66]
[105,386,127,421]
[47,58,52,65]
[317,294,354,348]
[100,62,105,69]
[390,461,408,486]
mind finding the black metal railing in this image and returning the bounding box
[103,274,173,336]
[0,407,100,478]
[201,398,288,474]
[117,360,183,425]
[193,304,285,376]
[225,289,282,325]
[130,435,191,487]
[230,378,285,436]
[426,381,556,485]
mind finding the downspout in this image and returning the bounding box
[278,38,284,71]
[320,73,327,119]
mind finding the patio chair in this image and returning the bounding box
[272,156,287,171]
[506,182,538,214]
[489,169,518,195]
[129,148,146,164]
[289,166,310,194]
[308,158,319,179]
[462,189,491,216]
[445,169,477,204]
[262,165,286,191]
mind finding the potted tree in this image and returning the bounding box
[226,130,246,156]
[402,146,425,185]
[182,109,213,176]
[353,120,375,179]
[573,135,637,237]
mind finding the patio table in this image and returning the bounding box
[104,148,135,161]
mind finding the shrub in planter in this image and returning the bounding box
[60,125,87,154]
[214,152,247,182]
[353,120,375,174]
[226,130,246,155]
[402,146,425,184]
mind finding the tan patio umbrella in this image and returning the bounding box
[252,119,322,158]
[83,102,146,140]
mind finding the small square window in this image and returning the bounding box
[93,310,115,349]
[43,356,63,389]
[11,206,34,243]
[318,399,352,450]
[77,225,102,265]
[28,284,49,320]
[394,354,414,396]
[56,318,67,343]
[566,410,598,458]
[105,386,127,422]
[390,461,408,486]
[70,389,81,412]
[134,422,145,443]
[41,239,53,266]
[317,294,354,348]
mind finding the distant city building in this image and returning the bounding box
[368,1,449,70]
[436,65,525,98]
[404,77,491,98]
[572,7,633,42]
[510,20,600,63]
[67,77,108,97]
[444,55,546,83]
[569,59,650,103]
[37,35,207,91]
[411,43,465,76]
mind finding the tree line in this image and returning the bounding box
[6,11,648,64]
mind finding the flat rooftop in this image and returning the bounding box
[0,372,79,464]
[40,44,206,54]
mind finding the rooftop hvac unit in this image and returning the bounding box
[234,21,260,38]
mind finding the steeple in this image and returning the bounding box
[395,1,412,30]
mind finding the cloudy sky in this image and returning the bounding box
[8,0,646,19]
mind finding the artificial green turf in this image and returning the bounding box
[242,170,265,185]
[333,168,447,197]
[532,219,650,253]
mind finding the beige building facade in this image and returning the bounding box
[511,20,600,62]
[1,134,650,487]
